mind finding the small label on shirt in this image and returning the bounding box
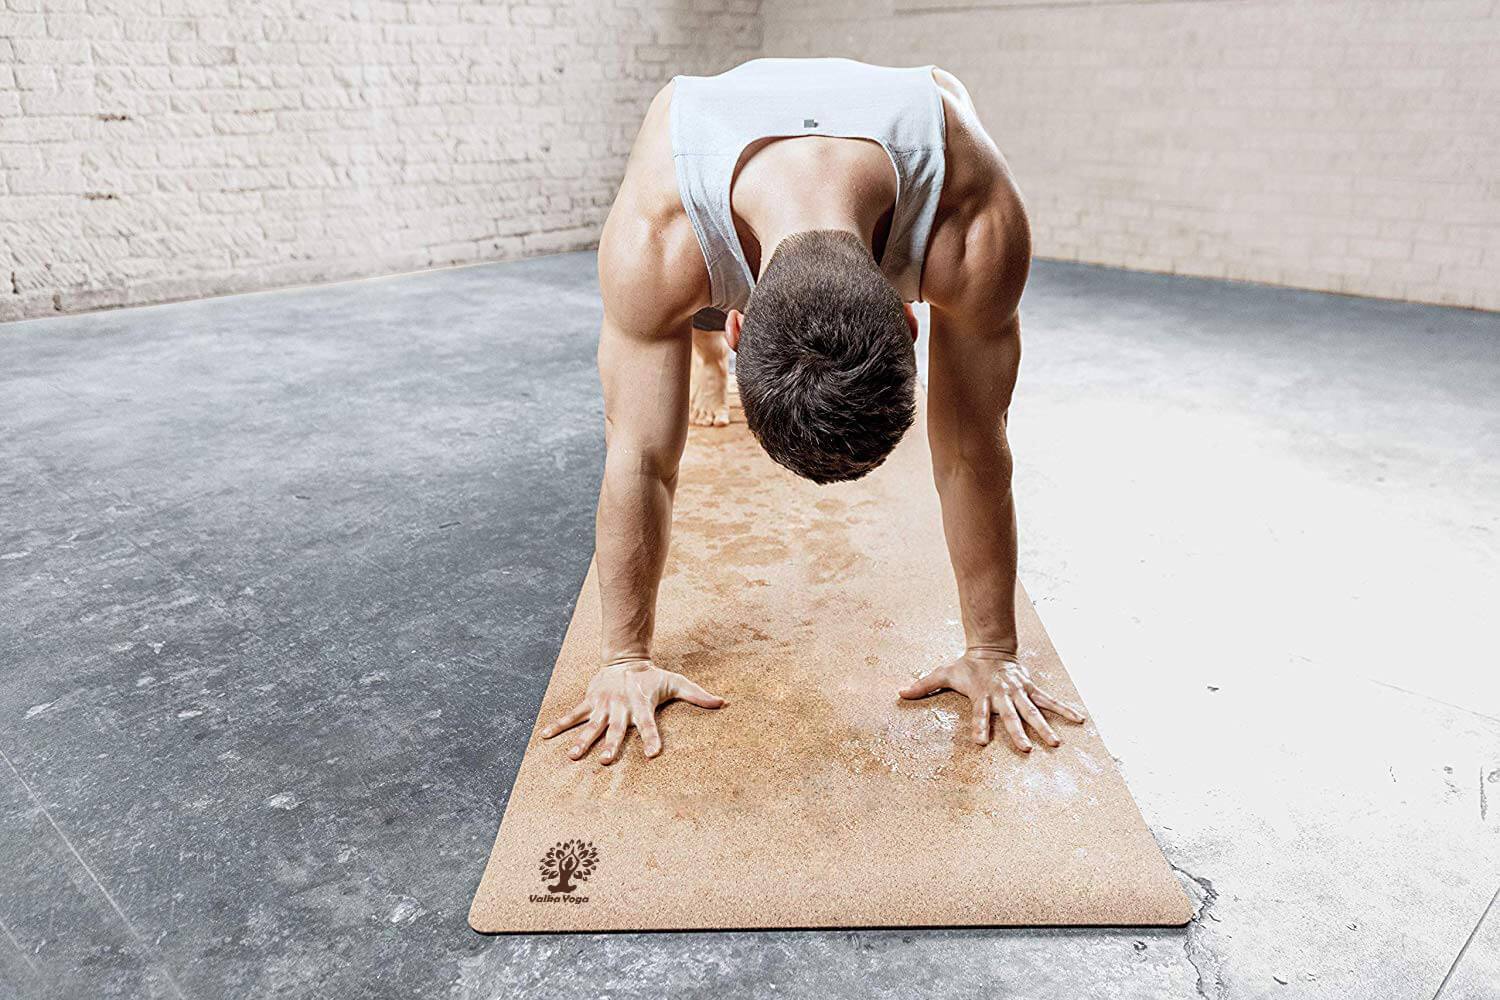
[803,118,818,128]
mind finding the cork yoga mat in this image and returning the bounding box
[470,392,1193,932]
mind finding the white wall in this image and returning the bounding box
[4,0,1496,320]
[763,0,1500,311]
[0,0,760,320]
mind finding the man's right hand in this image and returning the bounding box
[539,660,727,765]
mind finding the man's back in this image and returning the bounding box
[669,58,946,314]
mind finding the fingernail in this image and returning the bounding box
[570,747,581,757]
[1021,742,1032,752]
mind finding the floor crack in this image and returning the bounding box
[1172,861,1224,1000]
[0,745,190,999]
[1433,884,1500,999]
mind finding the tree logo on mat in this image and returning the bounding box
[530,839,598,904]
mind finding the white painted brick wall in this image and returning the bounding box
[4,0,1495,320]
[1,0,761,321]
[764,0,1500,311]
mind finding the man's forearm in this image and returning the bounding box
[595,453,677,663]
[933,446,1020,658]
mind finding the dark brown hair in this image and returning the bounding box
[734,230,917,484]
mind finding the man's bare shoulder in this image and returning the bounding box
[923,68,1032,320]
[599,82,710,340]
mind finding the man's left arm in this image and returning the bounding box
[927,302,1023,657]
[899,206,1086,752]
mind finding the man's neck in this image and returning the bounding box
[750,210,874,280]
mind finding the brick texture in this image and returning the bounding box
[765,0,1500,311]
[3,0,1495,320]
[1,0,761,321]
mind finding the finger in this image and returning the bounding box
[899,667,951,700]
[599,711,629,766]
[995,695,1032,753]
[670,674,727,709]
[1026,686,1087,724]
[540,701,590,739]
[971,694,991,745]
[637,711,663,758]
[1014,690,1061,747]
[568,716,606,760]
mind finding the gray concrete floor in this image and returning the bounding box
[1,253,1497,1000]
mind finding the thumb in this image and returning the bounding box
[669,673,727,709]
[899,668,950,700]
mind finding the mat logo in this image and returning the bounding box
[529,839,598,904]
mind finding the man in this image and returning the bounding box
[540,57,1086,766]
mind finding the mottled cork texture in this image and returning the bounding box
[470,393,1193,932]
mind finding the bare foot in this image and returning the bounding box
[689,336,730,427]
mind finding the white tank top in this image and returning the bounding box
[669,57,947,312]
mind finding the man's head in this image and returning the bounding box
[725,230,918,485]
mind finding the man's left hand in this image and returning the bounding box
[899,650,1086,752]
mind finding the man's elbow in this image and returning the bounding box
[604,439,681,485]
[931,436,1013,493]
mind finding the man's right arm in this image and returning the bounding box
[539,194,728,765]
[594,305,689,666]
